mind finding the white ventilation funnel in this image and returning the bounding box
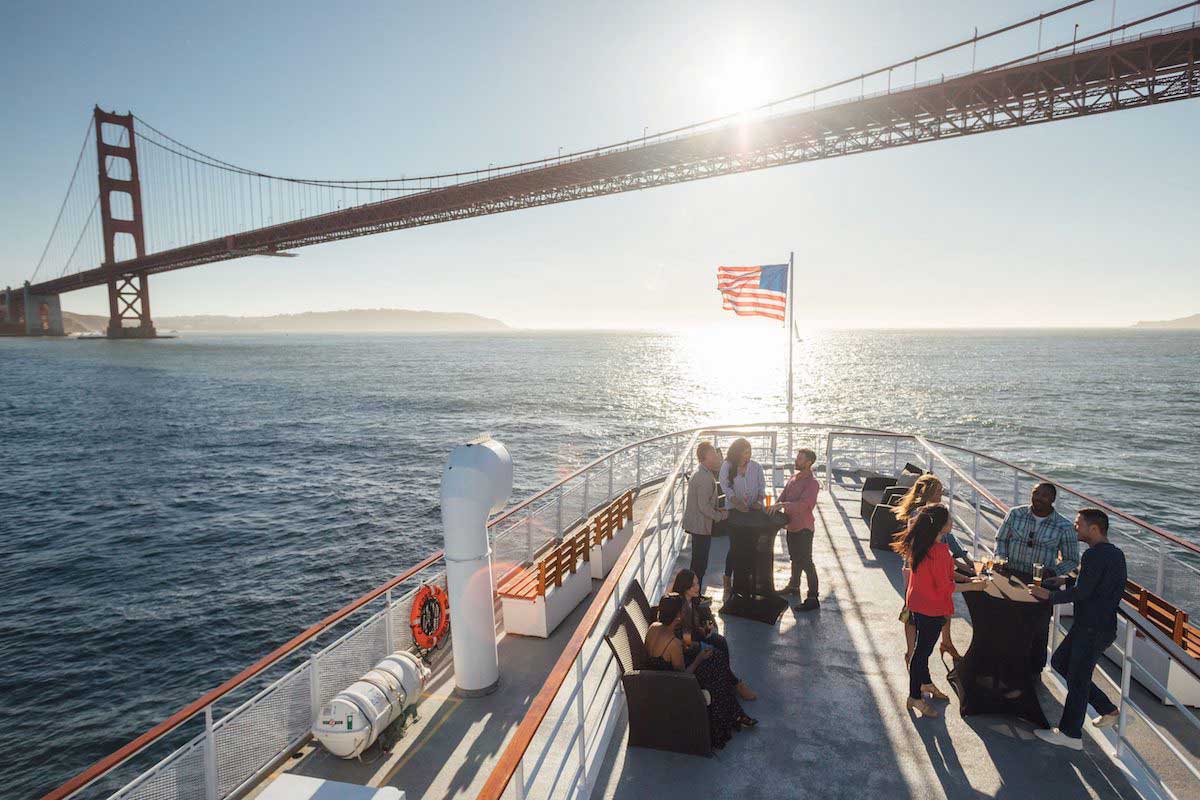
[441,436,512,696]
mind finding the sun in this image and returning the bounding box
[706,52,775,115]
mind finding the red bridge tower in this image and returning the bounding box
[95,107,156,338]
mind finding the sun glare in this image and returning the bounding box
[706,52,774,115]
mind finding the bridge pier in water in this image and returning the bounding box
[106,273,156,338]
[0,283,64,336]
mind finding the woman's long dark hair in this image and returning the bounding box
[671,569,697,595]
[892,503,949,572]
[724,438,752,475]
[657,593,685,624]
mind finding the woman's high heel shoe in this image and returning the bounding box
[906,697,940,717]
[922,683,950,701]
[734,714,758,730]
[939,643,963,660]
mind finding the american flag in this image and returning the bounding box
[717,264,789,321]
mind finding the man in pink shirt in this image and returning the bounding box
[778,448,821,610]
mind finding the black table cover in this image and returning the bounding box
[950,589,1052,727]
[720,509,788,624]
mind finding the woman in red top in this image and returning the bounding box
[893,504,985,717]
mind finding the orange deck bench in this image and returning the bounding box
[497,527,592,638]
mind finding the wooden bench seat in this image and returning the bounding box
[1105,578,1200,707]
[497,528,593,638]
[1124,579,1199,658]
[588,490,636,579]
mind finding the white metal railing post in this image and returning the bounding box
[574,655,589,791]
[556,489,563,539]
[1155,540,1165,595]
[947,471,957,520]
[771,431,778,474]
[635,445,642,488]
[972,488,981,556]
[655,502,665,595]
[525,512,534,560]
[1116,619,1135,757]
[824,433,833,492]
[583,473,591,518]
[1013,469,1021,506]
[384,589,395,654]
[204,704,219,800]
[309,655,321,725]
[608,456,614,500]
[513,758,526,800]
[892,439,899,475]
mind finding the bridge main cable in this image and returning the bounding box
[129,0,1105,191]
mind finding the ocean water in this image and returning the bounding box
[1,328,1197,798]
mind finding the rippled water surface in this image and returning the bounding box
[2,329,1197,797]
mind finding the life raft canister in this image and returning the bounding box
[410,583,449,650]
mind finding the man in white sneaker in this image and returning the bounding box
[1029,508,1127,750]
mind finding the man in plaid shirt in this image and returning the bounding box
[996,482,1080,580]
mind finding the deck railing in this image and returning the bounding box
[825,429,1200,800]
[44,422,1200,800]
[478,431,700,800]
[45,430,698,800]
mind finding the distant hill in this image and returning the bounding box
[1133,313,1200,330]
[62,308,509,334]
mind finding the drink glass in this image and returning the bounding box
[1032,563,1044,587]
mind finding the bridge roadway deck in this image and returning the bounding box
[249,482,1191,799]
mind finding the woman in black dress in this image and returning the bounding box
[643,593,756,748]
[671,568,757,701]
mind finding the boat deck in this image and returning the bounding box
[592,484,1140,800]
[251,482,1194,799]
[249,490,665,800]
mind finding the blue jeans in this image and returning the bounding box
[1051,625,1118,738]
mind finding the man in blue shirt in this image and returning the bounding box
[995,482,1080,579]
[1030,508,1127,750]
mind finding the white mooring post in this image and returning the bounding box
[441,436,513,696]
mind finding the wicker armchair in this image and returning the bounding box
[859,475,898,521]
[604,606,711,757]
[624,579,656,638]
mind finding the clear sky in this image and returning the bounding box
[2,0,1198,329]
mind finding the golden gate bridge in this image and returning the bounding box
[4,0,1199,339]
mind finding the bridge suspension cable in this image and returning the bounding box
[29,119,99,284]
[127,0,1112,192]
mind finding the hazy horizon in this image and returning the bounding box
[57,305,1198,333]
[5,1,1200,328]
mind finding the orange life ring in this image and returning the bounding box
[410,584,449,650]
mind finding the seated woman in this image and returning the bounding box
[893,475,975,661]
[644,593,756,748]
[671,568,756,700]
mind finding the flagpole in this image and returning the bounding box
[786,251,794,469]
